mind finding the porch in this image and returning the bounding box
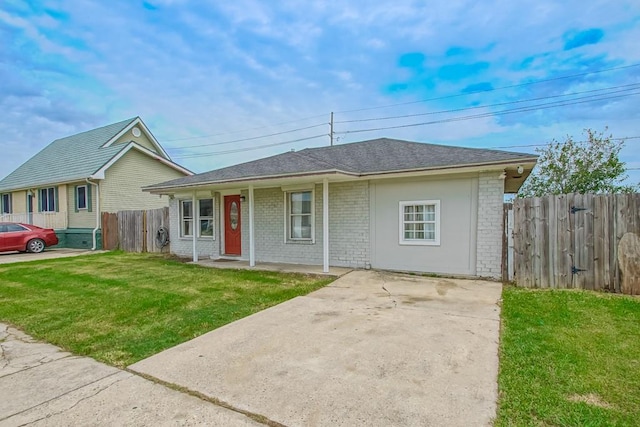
[193,258,353,277]
[0,212,68,230]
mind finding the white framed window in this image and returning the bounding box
[1,193,11,214]
[399,200,440,245]
[198,199,214,237]
[180,200,193,237]
[285,190,314,241]
[76,185,88,210]
[39,187,57,212]
[180,199,215,238]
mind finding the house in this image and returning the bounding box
[0,117,192,249]
[144,138,537,279]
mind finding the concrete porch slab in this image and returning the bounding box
[193,258,353,277]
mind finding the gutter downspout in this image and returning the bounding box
[86,178,100,250]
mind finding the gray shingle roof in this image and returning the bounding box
[146,138,537,190]
[0,118,139,192]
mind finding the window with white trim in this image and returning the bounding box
[198,199,214,237]
[39,187,57,212]
[180,199,215,238]
[1,193,11,214]
[180,200,193,237]
[399,200,440,245]
[76,185,88,210]
[286,190,313,241]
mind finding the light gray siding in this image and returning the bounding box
[370,175,478,276]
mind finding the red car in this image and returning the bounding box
[0,222,59,253]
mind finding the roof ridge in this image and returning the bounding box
[54,117,137,143]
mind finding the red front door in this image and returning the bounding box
[224,195,241,255]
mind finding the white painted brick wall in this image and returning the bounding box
[241,182,370,268]
[168,197,218,259]
[328,182,369,268]
[476,172,504,278]
[169,183,370,268]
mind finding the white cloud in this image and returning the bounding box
[1,0,639,181]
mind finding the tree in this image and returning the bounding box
[518,128,637,197]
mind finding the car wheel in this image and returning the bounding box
[27,239,45,253]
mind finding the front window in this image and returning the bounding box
[287,190,313,240]
[399,200,440,245]
[180,200,193,237]
[39,187,56,212]
[77,185,88,210]
[180,199,214,237]
[1,193,11,214]
[199,199,214,237]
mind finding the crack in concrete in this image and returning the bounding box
[377,272,397,308]
[0,370,124,424]
[0,342,8,370]
[0,353,74,380]
[128,369,286,427]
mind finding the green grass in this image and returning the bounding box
[497,286,640,427]
[0,251,333,367]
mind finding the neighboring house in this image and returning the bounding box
[144,138,537,279]
[0,117,192,249]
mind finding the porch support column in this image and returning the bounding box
[249,185,255,267]
[323,178,329,273]
[192,192,198,263]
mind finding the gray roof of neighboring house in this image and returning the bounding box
[1,117,154,192]
[146,137,537,190]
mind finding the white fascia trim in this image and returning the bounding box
[100,117,140,149]
[100,117,171,160]
[360,159,539,179]
[91,142,193,180]
[146,170,354,193]
[145,159,537,194]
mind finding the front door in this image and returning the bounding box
[224,195,241,255]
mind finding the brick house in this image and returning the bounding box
[144,138,536,279]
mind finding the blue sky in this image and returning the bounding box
[1,0,639,185]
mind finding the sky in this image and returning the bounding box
[1,0,639,185]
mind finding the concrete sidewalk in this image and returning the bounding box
[0,249,103,265]
[0,324,259,426]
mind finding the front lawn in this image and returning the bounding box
[497,287,640,426]
[0,252,332,367]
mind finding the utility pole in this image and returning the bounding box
[330,111,334,146]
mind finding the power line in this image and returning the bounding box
[335,83,640,124]
[161,63,640,145]
[335,63,640,114]
[335,91,640,136]
[489,136,640,149]
[172,134,326,158]
[163,113,327,142]
[168,122,327,150]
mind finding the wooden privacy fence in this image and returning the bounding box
[511,193,640,294]
[102,207,170,253]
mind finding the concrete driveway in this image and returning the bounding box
[0,249,101,265]
[130,270,503,426]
